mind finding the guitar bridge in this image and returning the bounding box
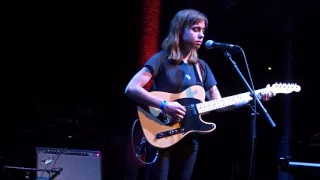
[155,128,184,139]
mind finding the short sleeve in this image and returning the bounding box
[143,51,165,78]
[199,60,217,91]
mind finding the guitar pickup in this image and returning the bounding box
[158,113,177,125]
[155,128,184,139]
[163,116,174,125]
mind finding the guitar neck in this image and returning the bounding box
[196,88,265,114]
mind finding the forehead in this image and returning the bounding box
[189,20,206,28]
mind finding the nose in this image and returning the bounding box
[198,32,204,39]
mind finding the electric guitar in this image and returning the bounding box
[137,83,301,149]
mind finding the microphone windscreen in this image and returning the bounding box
[205,40,214,49]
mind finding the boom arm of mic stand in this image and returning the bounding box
[224,51,276,128]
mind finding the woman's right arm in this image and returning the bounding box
[124,67,186,120]
[124,67,163,108]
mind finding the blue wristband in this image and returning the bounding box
[159,100,167,111]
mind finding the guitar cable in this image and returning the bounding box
[131,119,159,164]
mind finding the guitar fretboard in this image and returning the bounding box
[196,89,264,114]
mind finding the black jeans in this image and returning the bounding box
[144,136,199,180]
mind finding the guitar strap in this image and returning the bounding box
[194,61,203,83]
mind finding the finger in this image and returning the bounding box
[176,109,185,116]
[263,95,267,101]
[178,105,186,112]
[270,92,275,97]
[174,113,183,121]
[177,114,184,120]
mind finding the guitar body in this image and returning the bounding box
[137,85,216,149]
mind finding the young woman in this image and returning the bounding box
[125,9,272,180]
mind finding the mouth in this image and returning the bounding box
[196,41,202,45]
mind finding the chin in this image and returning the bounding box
[194,45,201,49]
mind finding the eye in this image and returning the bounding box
[192,27,205,34]
[192,27,201,32]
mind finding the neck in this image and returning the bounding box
[196,89,266,114]
[181,49,191,62]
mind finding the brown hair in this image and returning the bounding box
[162,9,208,63]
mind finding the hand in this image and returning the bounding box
[163,101,186,121]
[260,84,275,101]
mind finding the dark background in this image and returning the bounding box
[1,0,319,179]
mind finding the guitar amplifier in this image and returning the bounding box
[36,147,102,180]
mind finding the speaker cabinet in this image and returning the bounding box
[36,147,102,180]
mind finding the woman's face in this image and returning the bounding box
[182,20,206,50]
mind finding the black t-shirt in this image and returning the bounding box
[144,50,217,93]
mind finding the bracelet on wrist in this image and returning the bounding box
[159,100,167,111]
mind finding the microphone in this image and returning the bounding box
[205,40,239,50]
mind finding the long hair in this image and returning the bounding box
[162,9,208,63]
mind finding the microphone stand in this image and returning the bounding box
[223,50,276,180]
